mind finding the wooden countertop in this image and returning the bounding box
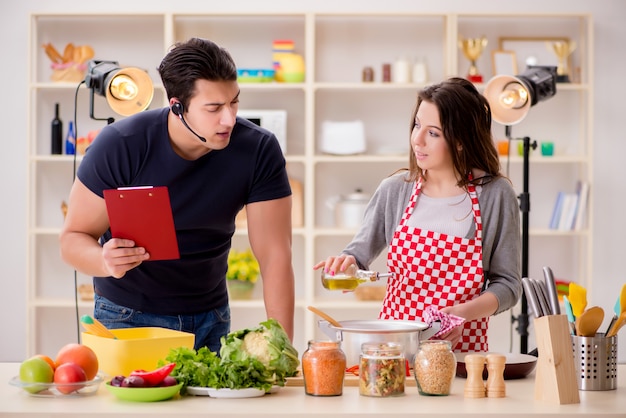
[1,363,625,417]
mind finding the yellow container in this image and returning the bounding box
[81,327,195,377]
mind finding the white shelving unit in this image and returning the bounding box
[28,12,593,357]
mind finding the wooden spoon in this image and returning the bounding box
[307,306,342,328]
[575,306,604,337]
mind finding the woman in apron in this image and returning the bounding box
[314,77,522,352]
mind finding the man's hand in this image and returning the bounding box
[101,238,149,278]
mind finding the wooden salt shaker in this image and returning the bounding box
[486,354,506,398]
[464,354,486,398]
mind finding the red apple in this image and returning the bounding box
[54,363,87,394]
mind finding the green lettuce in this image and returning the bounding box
[161,319,299,393]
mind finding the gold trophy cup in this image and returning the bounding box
[459,36,488,83]
[547,40,576,82]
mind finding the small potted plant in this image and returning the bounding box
[226,248,260,300]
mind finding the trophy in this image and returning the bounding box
[459,36,488,83]
[547,40,577,82]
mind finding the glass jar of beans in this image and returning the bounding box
[302,340,346,396]
[413,340,456,396]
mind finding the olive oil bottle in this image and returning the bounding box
[320,265,391,291]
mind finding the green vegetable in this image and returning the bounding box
[160,319,299,394]
[220,318,300,381]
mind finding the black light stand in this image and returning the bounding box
[512,131,537,355]
[484,65,557,355]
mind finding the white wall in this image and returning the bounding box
[2,0,625,362]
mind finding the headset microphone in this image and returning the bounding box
[171,102,206,142]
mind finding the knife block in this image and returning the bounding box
[533,315,580,404]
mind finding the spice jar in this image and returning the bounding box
[359,342,405,397]
[302,340,346,396]
[413,340,456,396]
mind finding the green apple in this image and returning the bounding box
[19,356,54,394]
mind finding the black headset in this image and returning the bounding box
[171,101,206,142]
[171,101,184,117]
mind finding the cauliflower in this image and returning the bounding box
[219,319,300,384]
[241,331,273,365]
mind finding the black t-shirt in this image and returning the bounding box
[78,107,291,314]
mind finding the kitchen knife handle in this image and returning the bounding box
[522,277,542,317]
[542,266,561,315]
[530,277,552,316]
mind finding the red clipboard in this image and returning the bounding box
[103,186,180,261]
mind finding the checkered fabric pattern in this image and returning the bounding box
[380,179,489,352]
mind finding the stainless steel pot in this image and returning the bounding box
[318,319,440,367]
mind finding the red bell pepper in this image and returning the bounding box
[130,363,176,387]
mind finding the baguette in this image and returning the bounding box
[42,43,63,64]
[61,43,75,63]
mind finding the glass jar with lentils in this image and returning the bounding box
[413,340,456,396]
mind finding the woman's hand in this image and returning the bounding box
[313,254,357,275]
[431,325,463,349]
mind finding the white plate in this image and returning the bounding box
[186,387,265,398]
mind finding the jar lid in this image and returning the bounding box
[361,342,403,356]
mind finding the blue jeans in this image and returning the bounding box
[93,294,230,353]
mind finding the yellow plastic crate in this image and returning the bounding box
[81,327,194,377]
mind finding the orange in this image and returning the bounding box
[55,343,99,380]
[36,354,56,371]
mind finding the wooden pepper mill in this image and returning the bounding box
[486,354,506,398]
[464,354,486,398]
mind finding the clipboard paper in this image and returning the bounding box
[103,186,180,260]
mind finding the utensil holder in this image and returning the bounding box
[571,333,618,391]
[533,315,580,404]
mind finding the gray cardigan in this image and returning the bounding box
[342,171,522,316]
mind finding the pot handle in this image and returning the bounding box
[317,319,343,342]
[421,320,442,340]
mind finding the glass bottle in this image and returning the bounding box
[65,120,75,155]
[302,340,346,396]
[413,340,456,396]
[359,342,405,397]
[320,264,392,291]
[51,103,63,155]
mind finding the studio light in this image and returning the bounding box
[484,66,557,126]
[483,65,558,355]
[84,60,154,123]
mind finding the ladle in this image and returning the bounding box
[307,305,342,328]
[574,306,604,337]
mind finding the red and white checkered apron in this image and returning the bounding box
[380,178,488,352]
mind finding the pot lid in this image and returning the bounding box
[342,188,370,202]
[327,319,428,333]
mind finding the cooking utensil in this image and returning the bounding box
[604,284,625,335]
[307,306,342,328]
[317,319,439,366]
[575,306,604,337]
[563,295,576,335]
[568,282,587,318]
[80,315,117,339]
[522,278,542,317]
[542,266,561,314]
[607,312,626,337]
[607,286,626,337]
[530,277,552,316]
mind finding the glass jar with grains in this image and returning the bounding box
[359,342,405,397]
[413,340,457,396]
[302,340,346,396]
